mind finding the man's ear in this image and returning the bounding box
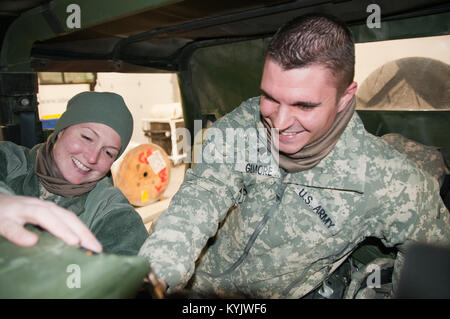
[337,81,357,113]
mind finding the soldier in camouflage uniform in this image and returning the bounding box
[138,14,450,298]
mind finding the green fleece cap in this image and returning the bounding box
[53,91,133,158]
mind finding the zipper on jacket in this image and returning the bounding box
[198,180,288,278]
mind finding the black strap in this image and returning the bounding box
[41,2,65,34]
[440,174,450,211]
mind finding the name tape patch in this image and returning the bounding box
[235,162,281,178]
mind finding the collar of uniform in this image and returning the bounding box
[281,113,367,194]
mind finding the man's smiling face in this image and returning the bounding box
[260,58,351,155]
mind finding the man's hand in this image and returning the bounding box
[0,193,102,253]
[146,269,168,299]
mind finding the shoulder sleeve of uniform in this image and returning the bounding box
[221,96,261,128]
[139,109,251,290]
[375,155,450,248]
[0,141,31,194]
[85,177,149,256]
[409,168,450,243]
[370,153,450,296]
[389,167,450,295]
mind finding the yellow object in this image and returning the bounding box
[141,190,149,203]
[41,114,62,120]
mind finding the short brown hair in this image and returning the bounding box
[266,14,355,95]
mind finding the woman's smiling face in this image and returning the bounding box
[52,122,121,184]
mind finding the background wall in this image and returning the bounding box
[354,35,450,86]
[95,73,181,145]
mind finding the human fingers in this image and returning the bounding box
[23,204,83,247]
[0,218,39,247]
[51,206,103,253]
[0,195,102,252]
[22,200,101,252]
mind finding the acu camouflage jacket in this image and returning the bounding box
[139,97,449,298]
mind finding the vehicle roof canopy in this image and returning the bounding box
[0,0,449,150]
[0,0,448,72]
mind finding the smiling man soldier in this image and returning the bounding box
[139,14,450,298]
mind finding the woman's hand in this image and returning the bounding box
[0,193,102,253]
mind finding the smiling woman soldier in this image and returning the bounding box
[0,91,148,255]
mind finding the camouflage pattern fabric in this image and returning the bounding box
[139,97,450,298]
[381,133,449,183]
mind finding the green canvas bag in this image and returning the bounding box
[0,226,149,298]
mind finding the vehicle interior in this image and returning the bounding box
[0,0,449,299]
